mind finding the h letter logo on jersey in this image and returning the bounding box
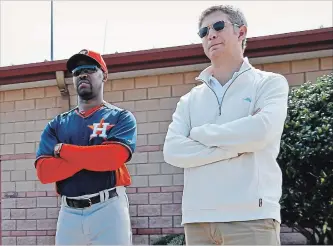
[88,118,114,140]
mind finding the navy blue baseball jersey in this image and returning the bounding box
[35,102,137,197]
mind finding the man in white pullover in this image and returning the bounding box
[163,5,289,245]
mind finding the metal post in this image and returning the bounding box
[51,0,54,61]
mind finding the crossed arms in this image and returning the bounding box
[163,75,289,168]
[35,111,137,184]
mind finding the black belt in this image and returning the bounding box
[66,189,118,209]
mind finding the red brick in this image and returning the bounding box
[2,237,16,245]
[148,109,173,122]
[160,97,179,109]
[173,215,182,227]
[15,143,35,154]
[27,208,47,219]
[137,123,159,134]
[2,220,16,230]
[47,108,63,119]
[172,84,195,97]
[17,236,36,245]
[126,187,137,193]
[137,135,147,146]
[132,111,147,123]
[137,187,161,193]
[124,89,147,101]
[37,219,57,230]
[135,99,160,111]
[263,62,291,74]
[25,109,46,121]
[4,90,24,101]
[320,56,333,69]
[135,76,158,88]
[26,192,46,197]
[47,208,60,219]
[113,101,135,112]
[138,205,161,216]
[1,231,11,236]
[46,191,58,196]
[130,175,149,187]
[2,198,16,208]
[136,145,160,152]
[47,230,56,236]
[173,174,184,185]
[159,73,183,86]
[162,228,184,234]
[5,133,25,144]
[45,86,60,97]
[37,236,55,245]
[26,230,47,236]
[305,70,333,83]
[136,164,160,175]
[104,91,124,102]
[131,217,149,228]
[37,197,58,207]
[148,87,171,99]
[149,175,173,186]
[173,192,183,203]
[111,78,134,90]
[292,58,319,73]
[133,235,149,244]
[25,88,45,99]
[4,111,25,123]
[149,193,173,204]
[2,209,10,219]
[16,198,37,208]
[15,100,35,111]
[161,163,183,174]
[148,151,164,162]
[0,102,15,112]
[184,71,199,84]
[137,228,162,235]
[162,204,182,215]
[148,134,166,145]
[17,220,36,230]
[128,193,149,205]
[129,205,137,216]
[10,230,27,236]
[11,209,26,219]
[149,216,173,228]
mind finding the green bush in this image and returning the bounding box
[152,234,185,245]
[278,73,333,244]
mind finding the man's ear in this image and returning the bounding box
[238,25,247,42]
[103,72,107,82]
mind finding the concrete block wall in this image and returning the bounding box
[0,56,332,245]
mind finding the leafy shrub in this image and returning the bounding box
[152,234,185,245]
[278,73,333,244]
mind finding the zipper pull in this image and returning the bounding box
[259,198,262,207]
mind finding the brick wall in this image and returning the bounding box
[1,56,332,245]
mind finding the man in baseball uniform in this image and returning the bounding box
[35,49,137,245]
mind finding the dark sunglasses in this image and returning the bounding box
[72,65,99,77]
[198,20,240,38]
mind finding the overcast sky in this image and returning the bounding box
[1,1,332,67]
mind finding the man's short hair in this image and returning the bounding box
[198,5,248,50]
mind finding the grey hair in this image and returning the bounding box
[198,5,248,50]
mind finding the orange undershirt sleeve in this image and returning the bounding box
[36,157,82,184]
[60,143,130,172]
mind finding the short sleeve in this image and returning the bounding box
[35,119,59,167]
[106,110,137,161]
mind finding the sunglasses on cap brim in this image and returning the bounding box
[72,65,100,77]
[198,20,240,38]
